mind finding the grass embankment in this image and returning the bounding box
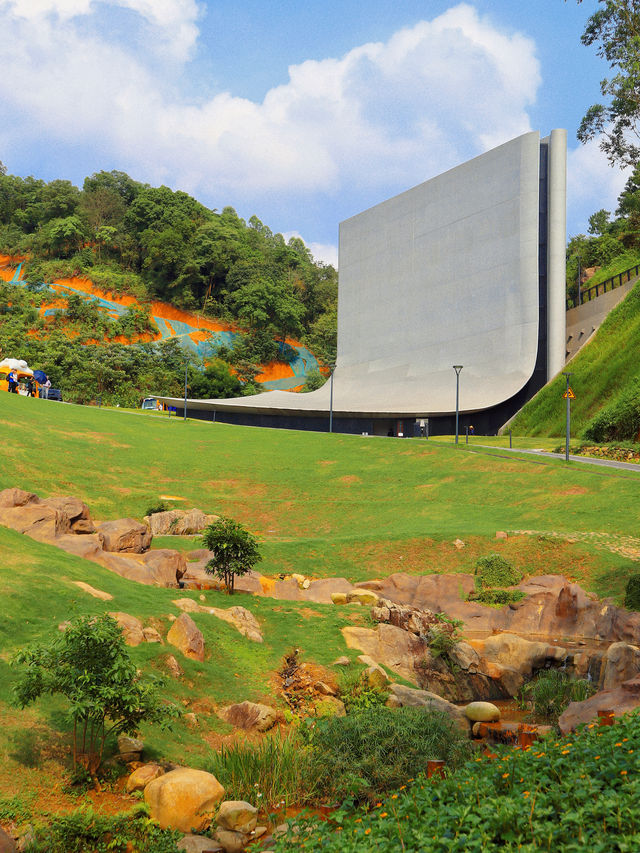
[510,279,640,437]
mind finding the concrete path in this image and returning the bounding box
[470,444,640,473]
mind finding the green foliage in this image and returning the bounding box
[522,669,596,723]
[578,1,640,168]
[301,706,471,804]
[474,554,522,589]
[11,614,177,773]
[582,378,640,442]
[276,712,640,851]
[301,369,326,392]
[206,733,321,808]
[468,588,526,608]
[337,668,389,714]
[25,806,181,853]
[624,574,640,610]
[144,499,170,517]
[202,516,262,594]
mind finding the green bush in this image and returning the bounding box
[301,706,471,804]
[337,668,388,714]
[468,588,526,607]
[522,669,596,722]
[624,574,640,610]
[474,554,522,589]
[24,806,180,853]
[144,499,170,517]
[582,379,640,442]
[206,733,321,808]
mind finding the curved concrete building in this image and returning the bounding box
[157,130,566,435]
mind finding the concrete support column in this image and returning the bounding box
[546,128,567,380]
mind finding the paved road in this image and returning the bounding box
[471,444,640,473]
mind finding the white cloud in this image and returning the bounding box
[567,140,630,236]
[0,2,540,204]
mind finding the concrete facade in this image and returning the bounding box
[156,130,566,431]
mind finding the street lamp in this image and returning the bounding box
[453,365,463,445]
[183,361,188,422]
[328,363,336,433]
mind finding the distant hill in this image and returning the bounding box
[0,168,337,404]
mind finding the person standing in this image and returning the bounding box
[6,369,17,393]
[43,377,51,399]
[26,377,35,397]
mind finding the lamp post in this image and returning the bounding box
[562,371,573,462]
[329,363,335,433]
[453,365,463,445]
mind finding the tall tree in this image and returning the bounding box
[577,0,640,166]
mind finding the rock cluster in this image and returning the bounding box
[144,509,219,536]
[0,487,186,587]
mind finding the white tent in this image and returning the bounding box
[0,358,33,375]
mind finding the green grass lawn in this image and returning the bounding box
[2,391,640,826]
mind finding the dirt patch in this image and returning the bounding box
[338,475,361,485]
[318,460,337,466]
[49,430,131,449]
[297,607,324,619]
[556,486,589,496]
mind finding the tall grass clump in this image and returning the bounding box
[206,733,321,807]
[522,669,596,722]
[301,707,471,804]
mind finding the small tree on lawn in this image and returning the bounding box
[202,516,262,594]
[11,613,177,775]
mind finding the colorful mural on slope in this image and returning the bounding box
[0,256,319,391]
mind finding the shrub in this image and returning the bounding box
[11,614,178,774]
[474,554,522,589]
[206,733,321,808]
[522,669,596,722]
[337,668,388,714]
[25,806,180,853]
[301,706,471,804]
[468,588,526,607]
[582,378,640,442]
[624,574,640,610]
[144,499,169,516]
[201,516,262,594]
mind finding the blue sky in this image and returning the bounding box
[0,0,625,265]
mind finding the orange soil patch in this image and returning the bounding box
[189,329,212,343]
[318,460,337,466]
[256,360,295,383]
[556,486,589,496]
[150,300,237,333]
[52,277,138,307]
[0,253,26,265]
[338,475,362,485]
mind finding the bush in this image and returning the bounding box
[337,668,388,714]
[202,516,262,594]
[624,574,640,610]
[206,733,321,808]
[522,669,596,722]
[144,499,169,516]
[582,379,640,442]
[25,806,180,853]
[474,554,522,589]
[468,588,526,607]
[301,706,471,804]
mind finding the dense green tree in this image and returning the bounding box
[202,517,262,594]
[577,0,640,166]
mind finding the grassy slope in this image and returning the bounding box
[2,393,640,815]
[510,279,640,437]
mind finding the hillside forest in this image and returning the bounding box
[0,163,337,406]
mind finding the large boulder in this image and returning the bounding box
[140,549,187,587]
[386,683,470,733]
[0,502,67,541]
[97,518,152,553]
[126,763,165,793]
[0,487,39,508]
[94,551,159,585]
[342,624,426,684]
[463,701,500,722]
[599,642,640,690]
[144,768,225,833]
[559,676,640,734]
[216,800,258,834]
[172,599,263,642]
[144,509,219,536]
[41,495,91,528]
[167,613,205,662]
[108,612,145,646]
[469,633,567,696]
[220,701,277,732]
[178,836,223,853]
[0,827,16,853]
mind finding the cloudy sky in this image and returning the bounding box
[0,0,624,266]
